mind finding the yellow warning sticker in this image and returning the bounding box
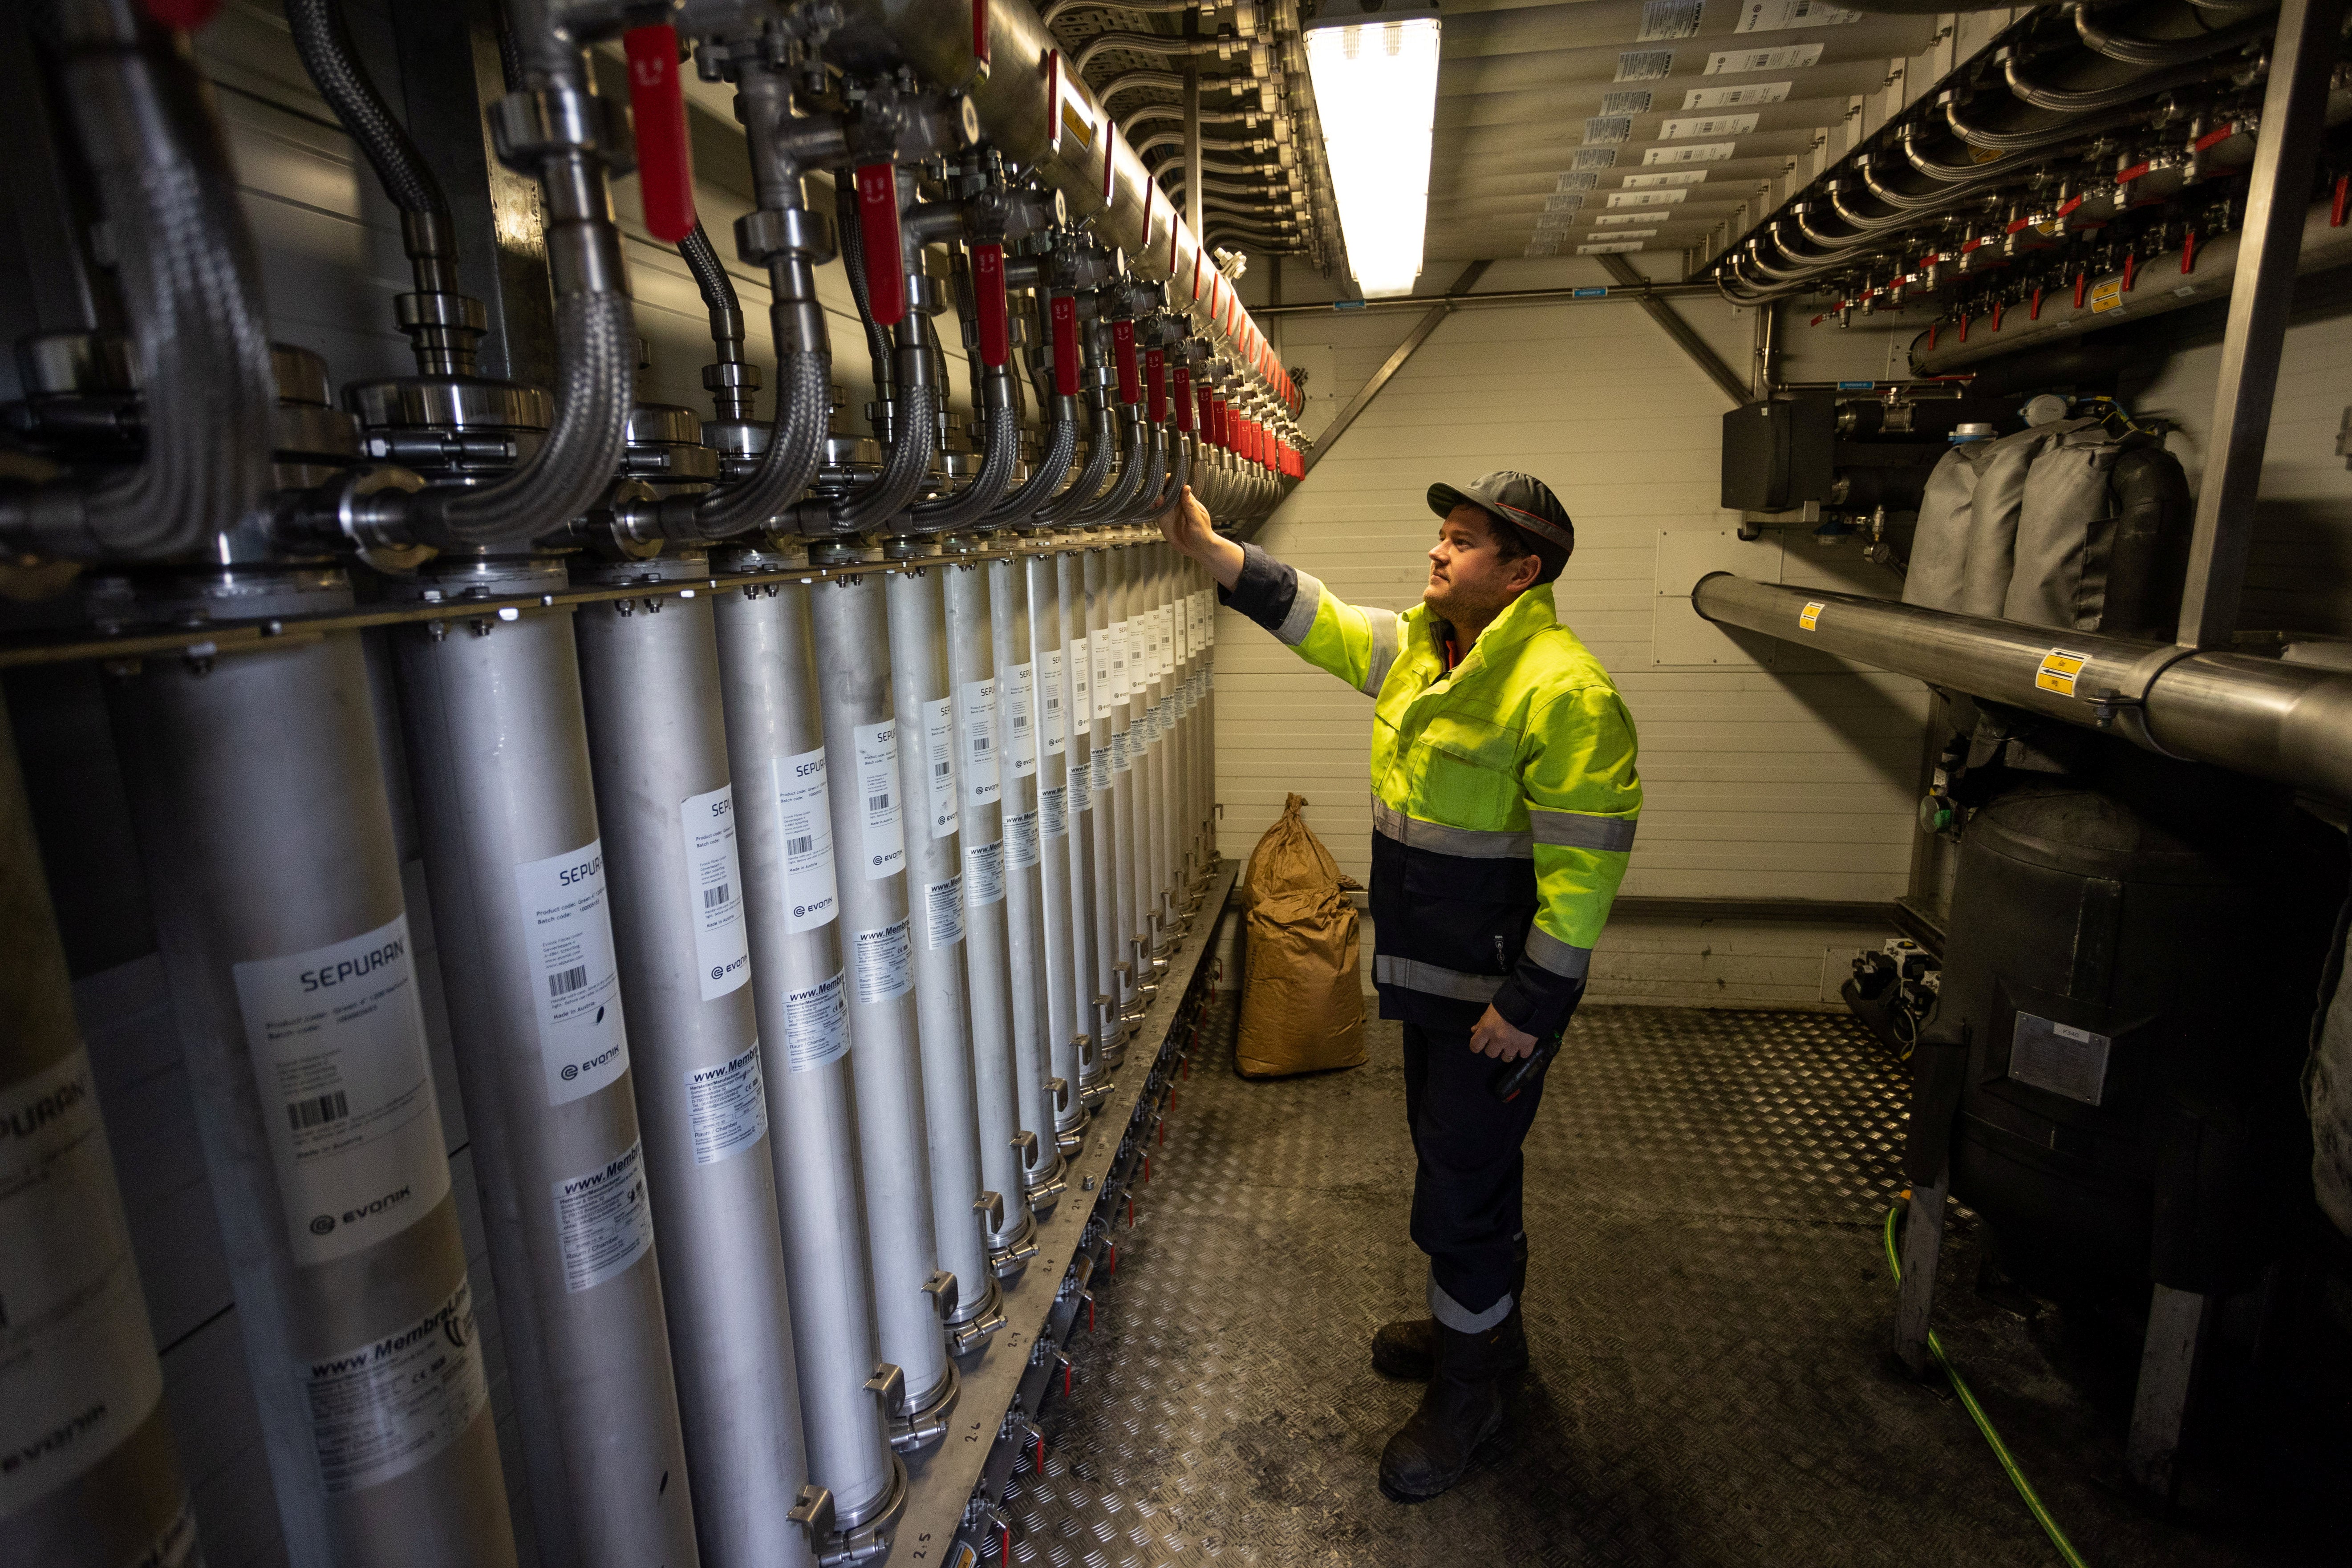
[2035,648,2088,696]
[2089,277,2125,314]
[1061,101,1095,150]
[1798,601,1825,632]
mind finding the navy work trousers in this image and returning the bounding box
[1401,1019,1549,1322]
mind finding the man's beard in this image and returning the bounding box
[1423,575,1512,627]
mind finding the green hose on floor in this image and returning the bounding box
[1882,1205,2092,1568]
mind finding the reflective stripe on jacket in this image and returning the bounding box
[1224,542,1640,1037]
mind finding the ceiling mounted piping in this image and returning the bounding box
[830,0,1304,416]
[1305,0,1441,297]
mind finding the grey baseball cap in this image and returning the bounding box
[1427,471,1575,570]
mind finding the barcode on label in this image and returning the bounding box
[1013,715,1028,730]
[934,761,953,777]
[868,793,891,812]
[702,883,731,911]
[786,835,814,857]
[974,737,991,752]
[548,965,589,999]
[287,1090,350,1131]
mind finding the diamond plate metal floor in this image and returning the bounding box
[1001,1001,2342,1568]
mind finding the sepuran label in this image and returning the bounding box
[514,840,629,1106]
[0,1048,166,1517]
[852,920,913,1005]
[924,875,966,949]
[233,913,452,1266]
[552,1140,653,1293]
[1042,648,1067,755]
[1111,727,1132,774]
[783,971,851,1072]
[1091,631,1113,721]
[957,677,1001,807]
[1041,785,1068,841]
[1071,634,1093,735]
[965,838,1005,906]
[304,1276,490,1497]
[774,746,839,933]
[1006,662,1038,778]
[680,784,751,999]
[853,719,905,880]
[1006,809,1040,870]
[684,1043,767,1165]
[923,696,959,840]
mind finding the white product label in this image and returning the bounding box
[233,914,451,1266]
[783,972,851,1072]
[685,1043,766,1165]
[304,1277,489,1497]
[924,877,966,949]
[1111,728,1132,774]
[1109,619,1131,703]
[852,920,913,1005]
[552,1140,653,1293]
[1707,44,1818,73]
[1042,648,1067,755]
[1075,754,1095,810]
[922,696,960,840]
[1644,142,1737,165]
[514,841,629,1105]
[854,720,905,880]
[1157,604,1174,679]
[1735,0,1859,31]
[1688,78,1795,106]
[1091,632,1113,721]
[1597,212,1658,226]
[1041,784,1069,841]
[1579,241,1647,255]
[679,784,750,1000]
[0,1049,166,1515]
[775,746,839,933]
[1071,635,1093,736]
[1006,809,1040,870]
[1623,170,1710,188]
[965,839,1005,906]
[957,678,1001,807]
[1661,113,1757,139]
[1006,662,1038,778]
[1123,618,1143,698]
[1608,189,1689,207]
[1639,0,1702,39]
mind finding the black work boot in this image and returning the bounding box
[1378,1308,1523,1503]
[1371,1237,1529,1381]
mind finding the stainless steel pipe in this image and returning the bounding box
[805,543,957,1449]
[1053,545,1111,1100]
[1024,546,1090,1146]
[1691,573,2352,801]
[111,574,516,1568]
[708,551,902,1540]
[573,553,814,1568]
[990,555,1073,1168]
[393,558,699,1568]
[1,697,199,1568]
[883,552,1006,1353]
[1081,546,1134,1044]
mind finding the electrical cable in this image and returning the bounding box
[1881,1206,2092,1568]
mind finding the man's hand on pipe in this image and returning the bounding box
[1469,1006,1539,1061]
[1156,485,1245,587]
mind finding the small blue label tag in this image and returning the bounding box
[1836,380,1877,389]
[1572,286,1609,299]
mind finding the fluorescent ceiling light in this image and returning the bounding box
[1305,3,1440,299]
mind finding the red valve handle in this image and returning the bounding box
[1211,396,1228,450]
[143,0,219,27]
[972,243,1010,368]
[856,164,907,327]
[1050,295,1080,396]
[1145,350,1166,423]
[1174,367,1193,433]
[624,25,697,243]
[1197,387,1214,442]
[1111,320,1139,405]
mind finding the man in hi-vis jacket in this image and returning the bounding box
[1159,471,1640,1502]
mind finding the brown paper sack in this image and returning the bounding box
[1235,793,1367,1078]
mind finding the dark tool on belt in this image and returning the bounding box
[1492,1032,1564,1102]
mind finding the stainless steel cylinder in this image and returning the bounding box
[881,551,1005,1351]
[989,553,1071,1165]
[109,571,517,1568]
[393,558,700,1568]
[573,553,815,1568]
[804,545,957,1441]
[1080,546,1131,1045]
[1052,545,1108,1099]
[1142,540,1175,944]
[1107,543,1149,1016]
[708,552,901,1532]
[1022,547,1087,1143]
[1,695,200,1568]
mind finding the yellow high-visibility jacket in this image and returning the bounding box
[1224,543,1640,1036]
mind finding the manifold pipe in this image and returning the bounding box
[107,576,519,1566]
[1025,547,1091,1140]
[942,548,1064,1217]
[390,559,701,1568]
[1690,574,2352,800]
[0,697,198,1568]
[707,551,902,1530]
[992,554,1079,1168]
[804,543,959,1446]
[882,553,1009,1348]
[1081,545,1134,1047]
[0,1,274,562]
[571,552,815,1566]
[1912,191,2352,373]
[1053,543,1111,1095]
